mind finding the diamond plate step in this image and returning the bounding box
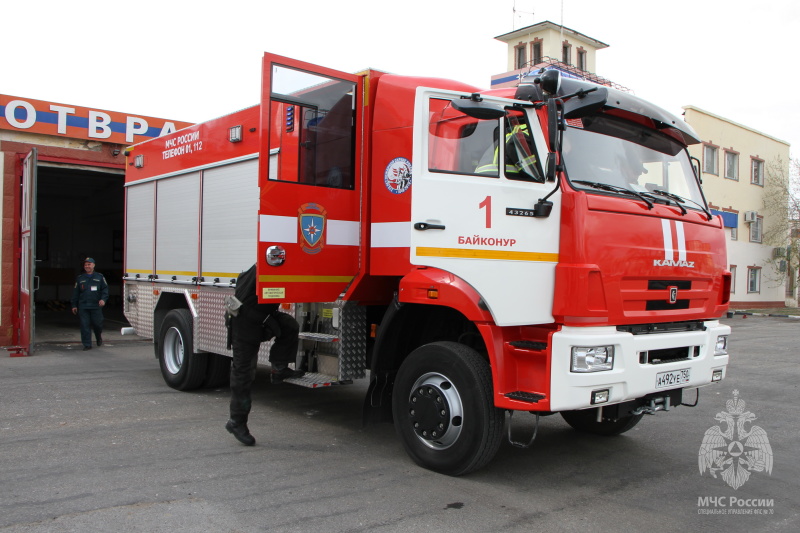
[298,332,339,342]
[282,372,351,388]
[504,391,546,403]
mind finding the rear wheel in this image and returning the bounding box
[560,408,643,436]
[392,342,504,476]
[158,309,207,391]
[203,353,231,389]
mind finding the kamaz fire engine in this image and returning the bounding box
[123,53,731,475]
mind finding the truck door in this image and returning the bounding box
[19,149,38,354]
[410,89,561,326]
[258,53,362,303]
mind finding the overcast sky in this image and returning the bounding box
[2,0,797,157]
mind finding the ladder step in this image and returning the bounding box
[298,332,339,342]
[504,391,546,403]
[508,340,547,351]
[283,371,348,388]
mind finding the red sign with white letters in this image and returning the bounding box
[0,94,192,145]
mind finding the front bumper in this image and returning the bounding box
[549,320,730,411]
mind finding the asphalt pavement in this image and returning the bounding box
[1,315,797,532]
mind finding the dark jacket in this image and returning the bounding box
[71,272,109,310]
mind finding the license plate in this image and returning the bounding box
[655,368,690,389]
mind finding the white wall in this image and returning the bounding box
[684,106,791,306]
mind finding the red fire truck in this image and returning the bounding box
[123,53,731,475]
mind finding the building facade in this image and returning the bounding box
[0,94,191,351]
[684,106,792,307]
[491,21,626,91]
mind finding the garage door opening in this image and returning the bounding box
[33,163,127,344]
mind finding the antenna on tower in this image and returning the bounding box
[513,1,534,30]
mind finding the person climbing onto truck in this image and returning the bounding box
[225,264,303,446]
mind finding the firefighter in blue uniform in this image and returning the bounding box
[70,257,109,351]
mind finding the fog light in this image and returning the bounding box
[571,346,614,372]
[591,389,610,404]
[714,335,728,356]
[712,369,723,382]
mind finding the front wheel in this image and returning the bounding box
[560,408,643,436]
[392,342,504,476]
[158,309,207,391]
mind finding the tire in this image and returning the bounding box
[392,341,504,476]
[158,309,207,391]
[560,408,643,436]
[203,353,231,389]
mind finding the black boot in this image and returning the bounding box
[270,365,305,383]
[225,419,255,446]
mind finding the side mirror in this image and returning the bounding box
[546,152,557,182]
[545,99,561,182]
[547,99,559,151]
[691,156,702,183]
[451,94,507,120]
[533,199,553,218]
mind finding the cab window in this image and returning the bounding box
[502,109,543,182]
[269,65,356,189]
[428,98,543,182]
[428,98,498,178]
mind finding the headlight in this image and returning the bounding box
[571,346,614,373]
[714,335,728,356]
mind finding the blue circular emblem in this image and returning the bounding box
[384,157,412,194]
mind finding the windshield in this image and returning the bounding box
[562,115,706,208]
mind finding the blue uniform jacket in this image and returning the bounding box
[71,272,109,310]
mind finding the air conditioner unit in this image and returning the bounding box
[744,211,758,223]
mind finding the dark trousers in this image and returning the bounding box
[229,313,300,423]
[78,308,103,348]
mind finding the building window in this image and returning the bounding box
[747,267,761,293]
[724,150,739,180]
[562,42,571,64]
[731,226,738,240]
[577,49,587,71]
[730,265,736,294]
[703,144,718,175]
[515,44,527,69]
[749,216,763,243]
[751,158,764,186]
[532,41,542,65]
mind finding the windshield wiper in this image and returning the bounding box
[643,189,687,215]
[651,189,713,220]
[572,180,653,210]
